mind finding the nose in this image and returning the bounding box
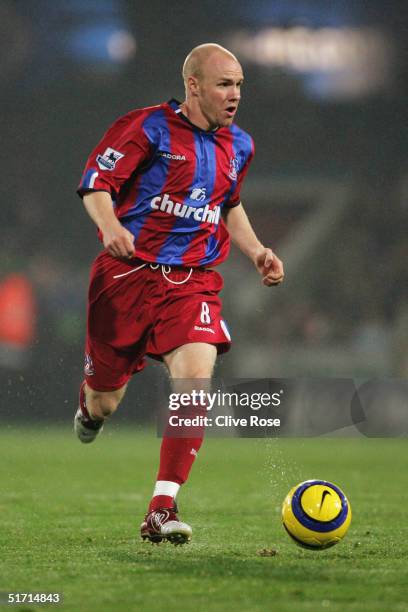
[230,85,241,101]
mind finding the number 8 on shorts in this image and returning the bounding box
[200,301,211,324]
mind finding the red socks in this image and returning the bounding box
[148,404,206,512]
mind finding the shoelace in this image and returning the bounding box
[113,262,193,285]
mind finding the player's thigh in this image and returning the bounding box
[85,255,150,392]
[163,342,217,379]
[147,268,231,360]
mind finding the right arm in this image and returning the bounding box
[83,191,135,259]
[78,109,154,259]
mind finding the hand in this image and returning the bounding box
[254,247,284,286]
[102,222,135,259]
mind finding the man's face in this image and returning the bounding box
[194,55,244,130]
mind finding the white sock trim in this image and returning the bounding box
[153,480,180,499]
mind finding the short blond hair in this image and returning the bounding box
[182,43,239,86]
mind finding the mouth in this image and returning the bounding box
[224,106,237,118]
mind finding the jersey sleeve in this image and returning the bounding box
[77,110,153,199]
[224,136,255,208]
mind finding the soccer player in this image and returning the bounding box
[75,43,284,544]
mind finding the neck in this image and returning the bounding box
[180,100,218,132]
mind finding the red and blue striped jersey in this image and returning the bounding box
[77,99,254,267]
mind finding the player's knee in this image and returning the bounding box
[170,362,214,379]
[164,344,217,379]
[184,365,214,378]
[85,386,124,418]
[97,396,119,418]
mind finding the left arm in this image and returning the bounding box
[223,203,284,287]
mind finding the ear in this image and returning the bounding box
[187,75,200,97]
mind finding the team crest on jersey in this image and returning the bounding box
[96,147,124,171]
[84,353,95,376]
[190,187,206,201]
[228,156,239,181]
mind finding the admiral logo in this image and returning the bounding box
[158,151,186,161]
[151,193,221,225]
[96,147,124,171]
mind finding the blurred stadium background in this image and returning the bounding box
[0,0,407,422]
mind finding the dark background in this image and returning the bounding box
[1,0,407,422]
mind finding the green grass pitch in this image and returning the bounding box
[1,427,407,611]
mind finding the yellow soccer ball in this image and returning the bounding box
[282,480,352,549]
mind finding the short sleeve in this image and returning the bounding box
[77,110,153,199]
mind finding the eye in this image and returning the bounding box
[217,80,244,88]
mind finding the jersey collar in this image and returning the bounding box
[167,98,222,134]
